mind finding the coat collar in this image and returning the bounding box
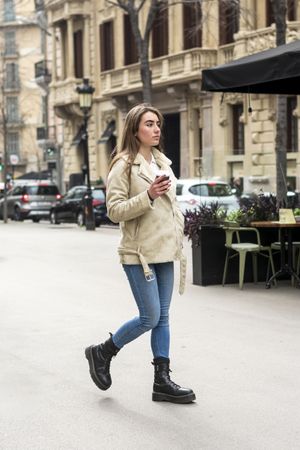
[129,149,175,202]
[131,148,172,183]
[132,148,172,167]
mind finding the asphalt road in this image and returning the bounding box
[0,221,300,450]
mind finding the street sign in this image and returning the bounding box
[10,154,19,165]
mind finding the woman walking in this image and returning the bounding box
[85,103,195,404]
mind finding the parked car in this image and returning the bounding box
[241,190,299,209]
[0,181,61,222]
[176,178,239,213]
[49,185,108,227]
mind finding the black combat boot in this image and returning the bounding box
[152,357,196,404]
[85,334,120,391]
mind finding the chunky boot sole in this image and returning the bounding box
[152,391,196,404]
[85,346,110,391]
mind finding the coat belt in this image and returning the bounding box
[118,246,186,294]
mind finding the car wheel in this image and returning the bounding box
[77,211,85,227]
[50,210,60,225]
[32,218,40,223]
[14,207,23,221]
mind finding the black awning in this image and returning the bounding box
[72,125,85,146]
[201,39,300,94]
[98,120,116,144]
[16,170,50,180]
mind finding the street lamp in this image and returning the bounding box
[76,78,95,231]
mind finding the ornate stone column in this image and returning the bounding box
[58,25,66,80]
[201,93,214,178]
[179,104,189,178]
[67,17,74,78]
[166,86,189,178]
[240,0,256,31]
[83,15,90,78]
[51,26,57,82]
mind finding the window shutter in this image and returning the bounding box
[152,7,168,58]
[219,0,239,45]
[287,0,296,21]
[124,14,138,65]
[4,31,16,55]
[74,30,83,79]
[183,3,202,50]
[100,21,114,71]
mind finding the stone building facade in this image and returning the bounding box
[0,0,63,187]
[46,0,300,193]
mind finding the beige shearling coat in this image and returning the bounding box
[107,148,186,294]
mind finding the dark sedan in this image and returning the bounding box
[49,185,109,227]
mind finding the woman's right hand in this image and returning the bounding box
[148,176,171,200]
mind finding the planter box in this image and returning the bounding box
[191,225,291,286]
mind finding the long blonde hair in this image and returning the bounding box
[108,103,164,174]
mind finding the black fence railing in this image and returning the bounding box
[34,0,44,12]
[34,60,51,78]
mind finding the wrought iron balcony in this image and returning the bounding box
[34,60,51,88]
[35,60,51,78]
[34,0,45,12]
[36,125,57,148]
[37,126,48,140]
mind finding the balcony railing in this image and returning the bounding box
[51,79,83,109]
[99,48,217,96]
[4,80,20,91]
[6,117,22,127]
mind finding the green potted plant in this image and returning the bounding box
[183,194,280,286]
[294,207,300,222]
[238,193,279,222]
[184,202,227,245]
[184,202,229,286]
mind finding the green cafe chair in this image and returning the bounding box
[222,227,276,290]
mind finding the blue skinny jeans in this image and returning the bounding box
[112,262,174,359]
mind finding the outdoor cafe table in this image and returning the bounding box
[251,221,300,288]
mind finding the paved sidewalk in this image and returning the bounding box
[0,221,300,450]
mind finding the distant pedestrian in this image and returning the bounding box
[232,177,243,197]
[85,103,195,404]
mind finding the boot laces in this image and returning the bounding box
[156,367,181,390]
[166,369,181,390]
[97,346,114,369]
